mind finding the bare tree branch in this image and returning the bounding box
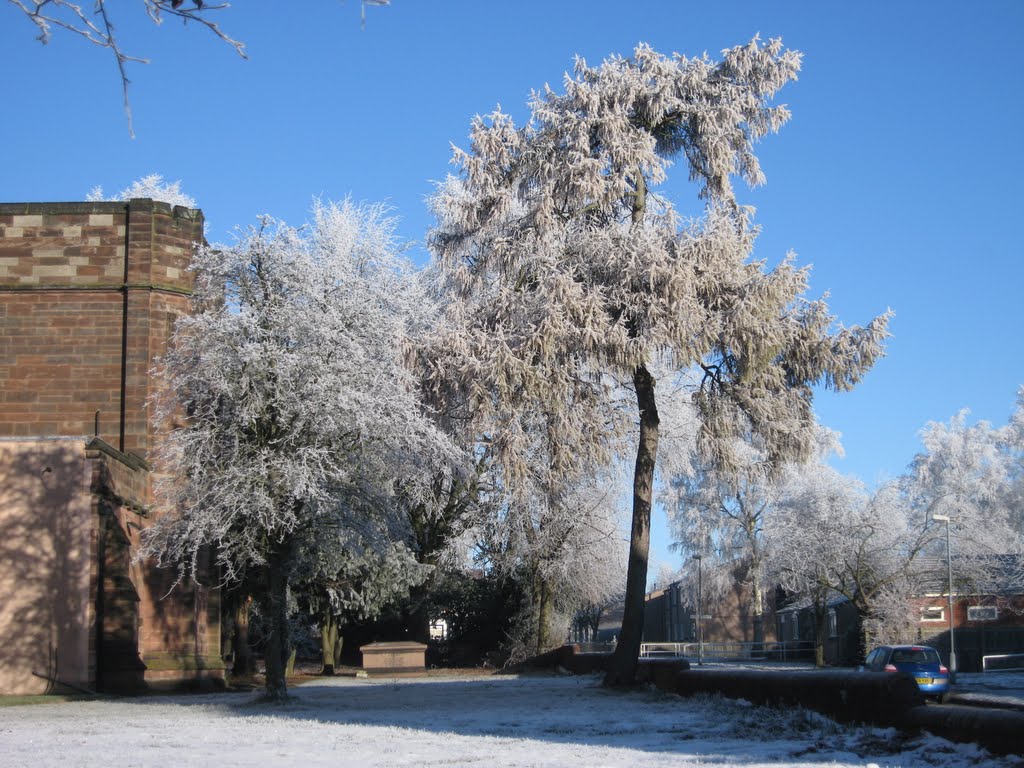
[9,1,245,136]
[8,0,390,136]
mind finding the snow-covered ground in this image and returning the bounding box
[954,669,1024,690]
[950,670,1024,710]
[2,673,1020,767]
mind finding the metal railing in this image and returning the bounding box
[640,640,815,663]
[574,641,617,654]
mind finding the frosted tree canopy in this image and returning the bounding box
[425,39,890,482]
[422,38,892,683]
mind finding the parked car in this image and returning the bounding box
[861,644,951,702]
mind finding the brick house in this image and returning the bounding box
[0,199,222,694]
[912,556,1024,672]
[913,594,1024,672]
[774,558,1024,670]
[643,576,778,646]
[775,593,860,666]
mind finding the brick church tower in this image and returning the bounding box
[0,199,223,693]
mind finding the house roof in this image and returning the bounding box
[776,592,849,614]
[912,553,1024,597]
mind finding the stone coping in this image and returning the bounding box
[0,199,200,219]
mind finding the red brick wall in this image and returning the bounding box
[0,200,200,459]
[0,439,95,694]
[913,595,1024,630]
[1,200,223,691]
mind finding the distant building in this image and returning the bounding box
[775,594,859,666]
[642,574,778,646]
[774,557,1024,670]
[912,555,1024,672]
[0,199,222,694]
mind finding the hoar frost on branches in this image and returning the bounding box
[422,38,891,684]
[906,401,1024,605]
[480,450,629,660]
[663,424,848,658]
[87,174,196,208]
[1005,387,1024,534]
[663,433,785,648]
[767,457,908,661]
[766,393,1024,661]
[291,516,433,675]
[142,199,460,701]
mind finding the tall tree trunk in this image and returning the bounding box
[813,594,827,668]
[262,544,290,702]
[320,614,340,676]
[232,594,255,679]
[856,604,871,666]
[534,572,553,654]
[750,561,765,649]
[404,581,434,645]
[605,364,659,686]
[752,594,765,648]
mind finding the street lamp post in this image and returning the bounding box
[932,514,956,681]
[694,554,703,666]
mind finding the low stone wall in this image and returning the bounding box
[671,668,923,726]
[905,703,1024,756]
[504,644,609,674]
[507,644,689,680]
[665,667,1024,757]
[517,646,1023,757]
[636,658,691,688]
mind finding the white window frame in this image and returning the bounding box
[827,609,838,638]
[967,606,998,622]
[921,606,945,622]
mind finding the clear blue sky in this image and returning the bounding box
[3,1,1022,576]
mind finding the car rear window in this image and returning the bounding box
[891,648,939,664]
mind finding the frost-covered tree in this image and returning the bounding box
[664,436,778,646]
[911,409,1015,535]
[765,392,1024,661]
[481,459,629,658]
[772,474,974,661]
[767,457,876,663]
[423,38,890,684]
[664,425,844,653]
[142,199,457,701]
[906,403,1024,604]
[292,517,432,675]
[87,174,196,208]
[769,399,1024,662]
[398,469,487,643]
[1002,388,1024,535]
[399,306,498,643]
